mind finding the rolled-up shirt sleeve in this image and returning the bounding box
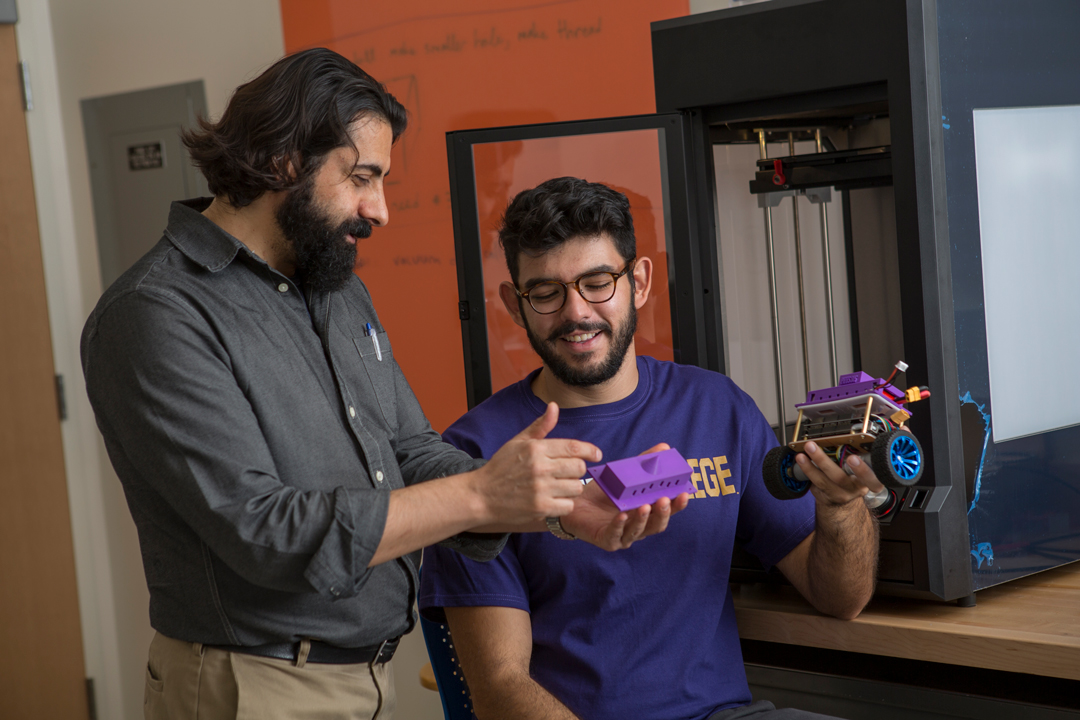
[386,353,509,562]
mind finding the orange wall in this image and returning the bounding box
[280,0,689,430]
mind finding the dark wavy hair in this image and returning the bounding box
[182,48,407,208]
[499,177,636,282]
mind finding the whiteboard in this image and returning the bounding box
[973,104,1080,442]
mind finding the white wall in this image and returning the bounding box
[49,0,286,319]
[18,1,284,718]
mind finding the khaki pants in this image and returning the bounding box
[144,632,396,720]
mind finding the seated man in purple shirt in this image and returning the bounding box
[420,177,884,720]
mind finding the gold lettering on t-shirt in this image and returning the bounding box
[714,456,736,495]
[685,456,737,501]
[699,458,720,497]
[687,458,706,499]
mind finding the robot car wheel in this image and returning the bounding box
[870,428,924,487]
[762,446,810,500]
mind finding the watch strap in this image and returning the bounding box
[545,516,576,540]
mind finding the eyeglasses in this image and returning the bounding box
[515,259,635,315]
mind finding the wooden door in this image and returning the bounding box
[0,22,91,720]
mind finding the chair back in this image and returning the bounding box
[419,613,477,720]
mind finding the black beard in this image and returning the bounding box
[274,179,373,293]
[523,303,637,387]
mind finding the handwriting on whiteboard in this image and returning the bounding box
[351,16,604,65]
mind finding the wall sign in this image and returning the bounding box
[128,142,163,171]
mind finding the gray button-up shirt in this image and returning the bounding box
[82,199,505,647]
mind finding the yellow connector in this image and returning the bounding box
[905,386,923,403]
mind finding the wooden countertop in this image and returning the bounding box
[732,561,1080,681]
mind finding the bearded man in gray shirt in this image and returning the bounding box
[81,49,679,720]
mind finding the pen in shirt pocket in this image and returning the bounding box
[365,322,383,361]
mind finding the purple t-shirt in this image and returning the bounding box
[420,356,815,720]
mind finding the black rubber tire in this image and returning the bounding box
[762,446,809,500]
[870,428,924,487]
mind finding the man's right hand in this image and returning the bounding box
[470,402,600,526]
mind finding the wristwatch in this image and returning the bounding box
[545,516,576,540]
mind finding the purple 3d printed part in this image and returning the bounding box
[587,448,693,512]
[796,371,904,407]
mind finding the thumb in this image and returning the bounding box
[517,401,559,440]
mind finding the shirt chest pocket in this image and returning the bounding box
[352,332,397,432]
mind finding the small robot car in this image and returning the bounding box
[762,364,930,517]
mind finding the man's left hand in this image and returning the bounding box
[795,441,885,507]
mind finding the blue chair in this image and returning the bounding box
[420,613,478,720]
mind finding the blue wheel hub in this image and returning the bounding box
[780,451,807,493]
[889,434,922,481]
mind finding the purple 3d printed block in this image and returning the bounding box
[587,448,693,512]
[796,371,904,407]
